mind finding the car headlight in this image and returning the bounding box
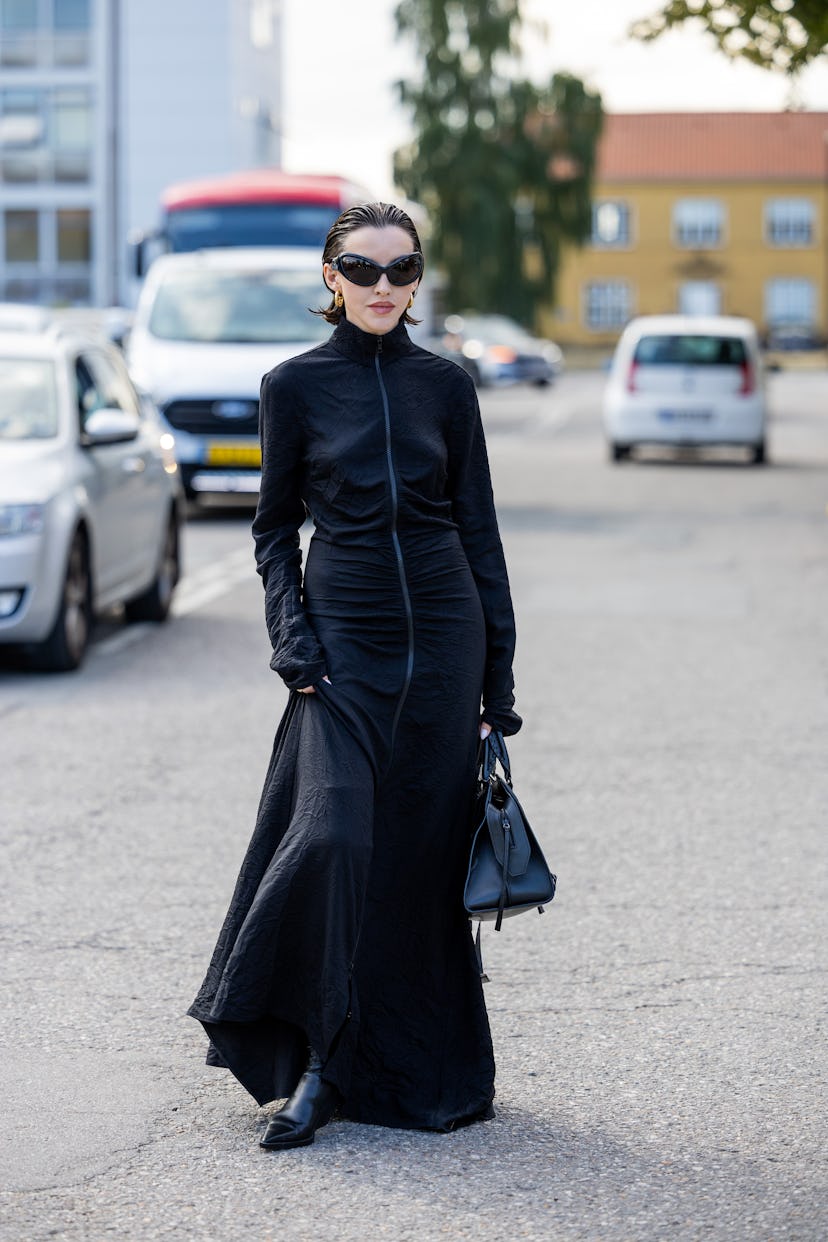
[0,503,45,537]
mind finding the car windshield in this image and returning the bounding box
[0,358,59,440]
[166,204,339,251]
[634,335,747,366]
[147,268,331,344]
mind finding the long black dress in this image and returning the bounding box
[188,315,521,1132]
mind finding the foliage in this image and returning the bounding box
[630,0,828,75]
[393,0,603,326]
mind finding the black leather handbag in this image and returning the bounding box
[463,732,556,931]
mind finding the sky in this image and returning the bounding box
[281,0,828,197]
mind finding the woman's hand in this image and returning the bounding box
[298,676,332,695]
[479,721,492,740]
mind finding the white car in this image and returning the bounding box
[127,248,330,499]
[0,309,184,671]
[603,315,768,464]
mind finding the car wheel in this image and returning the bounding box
[610,442,631,462]
[124,512,180,623]
[751,439,767,465]
[34,530,92,672]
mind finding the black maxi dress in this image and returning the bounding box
[188,315,521,1132]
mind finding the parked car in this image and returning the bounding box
[603,315,767,464]
[127,248,330,499]
[0,308,184,671]
[430,314,563,388]
[763,324,824,352]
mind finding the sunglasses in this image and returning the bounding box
[331,252,424,287]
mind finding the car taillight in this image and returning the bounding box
[487,345,518,364]
[739,360,754,395]
[627,361,638,393]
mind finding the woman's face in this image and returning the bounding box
[323,225,421,336]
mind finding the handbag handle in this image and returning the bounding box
[479,731,512,786]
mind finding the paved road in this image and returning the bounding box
[1,371,826,1240]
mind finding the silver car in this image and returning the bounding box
[0,311,184,670]
[433,314,563,388]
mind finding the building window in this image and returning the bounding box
[591,200,630,248]
[0,0,89,67]
[584,280,632,330]
[765,198,814,248]
[0,0,37,66]
[53,0,90,66]
[4,208,39,261]
[0,89,42,181]
[673,199,724,249]
[0,86,92,183]
[0,0,36,25]
[764,278,816,328]
[678,281,721,317]
[53,88,92,181]
[1,205,92,305]
[54,0,89,28]
[57,208,90,262]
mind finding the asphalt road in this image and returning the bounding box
[1,370,826,1241]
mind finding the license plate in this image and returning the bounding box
[657,409,713,423]
[206,442,262,466]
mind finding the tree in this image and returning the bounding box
[393,0,603,326]
[630,1,828,75]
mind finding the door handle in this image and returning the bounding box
[121,456,146,474]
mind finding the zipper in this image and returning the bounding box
[375,337,414,757]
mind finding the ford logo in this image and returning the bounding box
[213,400,256,419]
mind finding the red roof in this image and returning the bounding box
[162,170,371,211]
[598,112,828,182]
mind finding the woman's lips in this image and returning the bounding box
[369,302,395,313]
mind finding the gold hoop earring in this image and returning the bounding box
[407,293,415,309]
[334,290,344,309]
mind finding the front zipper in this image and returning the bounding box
[375,337,414,758]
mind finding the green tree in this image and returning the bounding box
[631,1,828,75]
[393,0,603,326]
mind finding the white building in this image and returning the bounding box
[0,0,282,307]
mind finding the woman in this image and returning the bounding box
[189,202,521,1150]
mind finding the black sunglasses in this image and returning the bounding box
[331,252,424,287]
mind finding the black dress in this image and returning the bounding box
[188,315,521,1132]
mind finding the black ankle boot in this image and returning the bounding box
[260,1050,339,1151]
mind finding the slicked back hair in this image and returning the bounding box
[315,201,423,326]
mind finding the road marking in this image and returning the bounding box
[482,390,576,439]
[94,624,152,657]
[93,546,255,657]
[172,547,253,616]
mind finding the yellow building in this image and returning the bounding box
[550,112,828,348]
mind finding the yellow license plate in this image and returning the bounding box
[206,443,262,467]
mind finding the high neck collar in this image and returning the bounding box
[330,315,414,365]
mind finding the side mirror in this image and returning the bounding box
[103,307,133,351]
[82,408,140,446]
[128,231,147,279]
[128,228,167,279]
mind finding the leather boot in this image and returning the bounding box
[260,1050,339,1151]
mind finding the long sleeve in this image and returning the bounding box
[447,380,522,736]
[252,369,327,691]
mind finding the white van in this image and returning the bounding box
[603,315,768,464]
[127,249,329,498]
